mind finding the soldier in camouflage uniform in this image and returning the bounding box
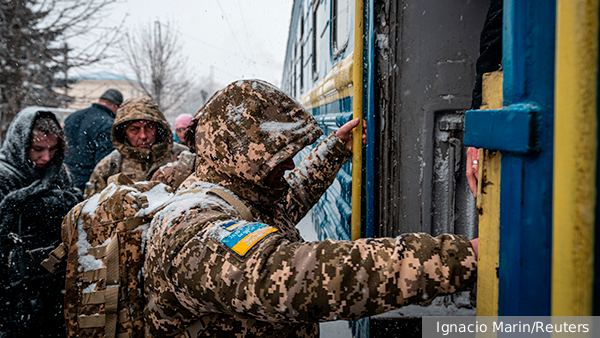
[87,98,188,196]
[144,80,478,337]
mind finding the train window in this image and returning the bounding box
[332,0,351,57]
[300,9,305,37]
[300,11,304,92]
[312,0,319,80]
[293,42,297,97]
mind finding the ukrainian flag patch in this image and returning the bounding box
[221,222,278,256]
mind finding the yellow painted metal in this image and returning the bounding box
[351,0,364,241]
[552,0,598,316]
[478,72,504,111]
[476,71,503,317]
[299,52,354,110]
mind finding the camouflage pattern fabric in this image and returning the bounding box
[144,80,477,338]
[62,179,171,338]
[87,98,188,196]
[151,150,196,191]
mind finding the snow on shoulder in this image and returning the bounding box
[149,181,240,234]
[134,183,174,218]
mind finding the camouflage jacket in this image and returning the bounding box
[150,150,196,191]
[144,80,477,338]
[87,98,188,196]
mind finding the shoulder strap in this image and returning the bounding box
[41,199,88,273]
[40,243,67,273]
[206,189,253,222]
[103,232,121,338]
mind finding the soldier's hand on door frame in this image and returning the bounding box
[336,118,367,151]
[466,147,479,198]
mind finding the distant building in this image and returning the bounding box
[66,71,145,110]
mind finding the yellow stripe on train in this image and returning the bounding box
[299,52,354,110]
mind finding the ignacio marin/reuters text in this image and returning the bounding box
[423,316,597,338]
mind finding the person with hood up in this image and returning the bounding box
[0,109,82,337]
[86,97,188,196]
[144,80,478,338]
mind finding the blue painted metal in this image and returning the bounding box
[363,0,376,239]
[311,97,353,117]
[498,0,555,316]
[464,103,538,153]
[503,0,527,103]
[313,110,353,136]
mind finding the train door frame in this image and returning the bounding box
[465,0,556,316]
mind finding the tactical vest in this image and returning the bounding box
[47,173,253,338]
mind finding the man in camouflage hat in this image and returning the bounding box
[144,80,478,337]
[86,97,188,196]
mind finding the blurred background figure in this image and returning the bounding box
[64,88,123,192]
[0,109,82,337]
[173,113,193,145]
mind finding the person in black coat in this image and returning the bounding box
[64,88,123,192]
[0,108,82,337]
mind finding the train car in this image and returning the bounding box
[282,0,598,336]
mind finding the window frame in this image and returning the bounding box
[331,0,351,59]
[312,0,320,81]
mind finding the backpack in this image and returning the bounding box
[53,173,254,338]
[60,174,173,338]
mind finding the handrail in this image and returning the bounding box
[351,0,364,241]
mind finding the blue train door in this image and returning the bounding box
[465,0,556,315]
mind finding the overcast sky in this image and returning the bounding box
[72,0,294,88]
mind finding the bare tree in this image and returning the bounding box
[0,0,122,143]
[120,20,193,117]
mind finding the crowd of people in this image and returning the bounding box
[0,82,478,337]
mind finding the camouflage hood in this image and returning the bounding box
[111,98,173,163]
[191,79,323,206]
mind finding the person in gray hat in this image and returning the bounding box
[63,88,124,193]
